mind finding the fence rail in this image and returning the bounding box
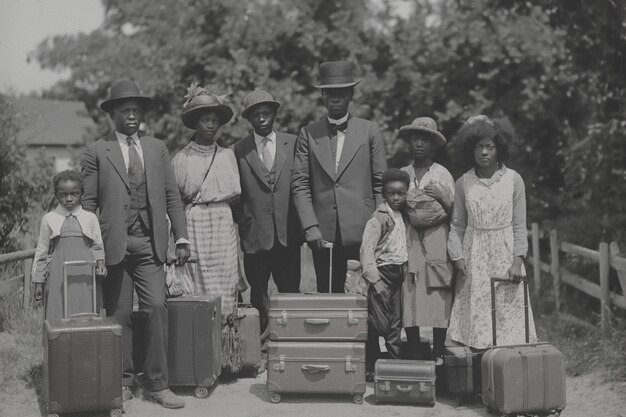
[526,223,626,334]
[0,248,36,308]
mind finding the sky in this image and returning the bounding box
[0,0,104,95]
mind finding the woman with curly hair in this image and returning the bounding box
[447,115,536,349]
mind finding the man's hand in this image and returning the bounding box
[34,282,45,302]
[95,259,107,278]
[175,243,191,266]
[304,226,325,251]
[373,280,387,295]
[507,256,524,282]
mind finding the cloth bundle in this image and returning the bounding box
[405,187,447,228]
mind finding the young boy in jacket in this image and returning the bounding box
[360,168,410,374]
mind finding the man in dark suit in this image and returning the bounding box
[81,80,189,409]
[233,90,302,353]
[292,61,387,293]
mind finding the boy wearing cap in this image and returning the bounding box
[292,60,387,293]
[233,90,303,354]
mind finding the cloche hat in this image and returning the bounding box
[241,90,281,119]
[181,82,233,129]
[100,79,153,113]
[314,60,361,89]
[397,117,446,146]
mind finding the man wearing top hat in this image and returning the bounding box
[233,90,302,354]
[81,79,190,409]
[292,60,387,293]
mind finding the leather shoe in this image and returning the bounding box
[143,388,185,409]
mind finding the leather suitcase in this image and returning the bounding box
[268,293,368,342]
[481,277,566,416]
[266,341,366,404]
[441,344,482,399]
[43,260,123,417]
[167,295,221,398]
[374,359,436,405]
[237,305,263,377]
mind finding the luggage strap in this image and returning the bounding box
[465,350,473,394]
[521,349,551,412]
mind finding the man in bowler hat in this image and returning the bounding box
[81,79,190,409]
[292,60,387,292]
[233,90,302,355]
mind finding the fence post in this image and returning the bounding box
[549,229,561,313]
[532,223,541,296]
[23,258,32,309]
[599,241,611,335]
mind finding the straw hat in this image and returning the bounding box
[397,117,446,145]
[180,82,233,129]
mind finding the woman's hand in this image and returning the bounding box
[96,259,107,278]
[424,184,452,213]
[34,282,45,302]
[453,259,467,276]
[507,256,524,282]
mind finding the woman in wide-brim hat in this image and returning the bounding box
[398,117,456,364]
[171,82,242,371]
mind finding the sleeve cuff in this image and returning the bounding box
[175,238,190,246]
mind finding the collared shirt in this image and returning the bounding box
[115,131,145,170]
[328,113,349,170]
[253,130,277,165]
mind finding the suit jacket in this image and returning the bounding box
[233,131,302,254]
[81,133,188,265]
[292,116,387,247]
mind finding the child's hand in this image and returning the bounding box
[34,282,45,302]
[96,260,107,278]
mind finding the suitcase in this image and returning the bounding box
[167,294,221,398]
[266,341,366,404]
[43,260,123,417]
[374,359,436,405]
[441,344,482,399]
[481,277,566,416]
[237,304,263,377]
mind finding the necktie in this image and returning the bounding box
[127,137,144,181]
[262,137,274,171]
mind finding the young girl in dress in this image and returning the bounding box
[32,170,107,319]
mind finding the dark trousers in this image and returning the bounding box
[244,242,301,349]
[366,264,404,370]
[103,235,168,391]
[405,326,448,360]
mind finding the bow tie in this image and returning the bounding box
[330,120,348,135]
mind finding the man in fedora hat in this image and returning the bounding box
[292,60,387,292]
[233,90,302,355]
[81,79,190,409]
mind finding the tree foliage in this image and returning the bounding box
[32,0,626,244]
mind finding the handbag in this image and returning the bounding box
[165,262,195,298]
[416,228,454,289]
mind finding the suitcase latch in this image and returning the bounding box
[379,381,390,391]
[272,354,286,372]
[347,310,359,325]
[419,382,430,392]
[345,355,357,372]
[276,310,288,325]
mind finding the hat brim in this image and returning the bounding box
[100,96,153,113]
[181,104,234,129]
[398,127,446,145]
[241,100,281,120]
[313,80,361,89]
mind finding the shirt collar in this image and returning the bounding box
[327,113,349,125]
[254,130,276,145]
[115,131,140,145]
[54,205,83,217]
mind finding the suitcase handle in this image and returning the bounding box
[490,276,529,346]
[63,260,98,319]
[322,241,334,294]
[304,318,330,325]
[395,384,413,392]
[301,364,331,374]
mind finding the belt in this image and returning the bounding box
[468,223,511,231]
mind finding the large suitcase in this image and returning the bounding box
[441,344,482,400]
[43,260,123,417]
[374,359,436,405]
[167,294,221,398]
[237,304,263,377]
[266,341,366,404]
[481,277,566,416]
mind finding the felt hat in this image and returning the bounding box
[397,117,446,145]
[100,79,153,113]
[241,90,281,119]
[181,82,233,129]
[314,60,361,89]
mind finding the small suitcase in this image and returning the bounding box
[237,304,263,377]
[43,260,123,417]
[441,344,482,399]
[167,294,221,398]
[374,359,436,405]
[266,341,366,404]
[481,277,566,416]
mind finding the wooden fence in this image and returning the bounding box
[0,248,35,308]
[526,223,626,334]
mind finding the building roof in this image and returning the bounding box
[13,97,95,146]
